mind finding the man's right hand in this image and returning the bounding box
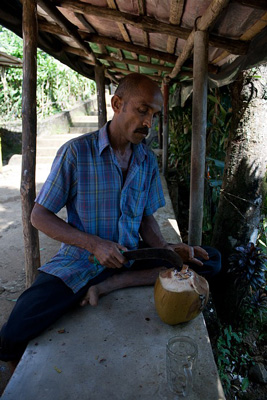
[90,238,128,268]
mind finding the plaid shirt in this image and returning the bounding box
[36,123,165,292]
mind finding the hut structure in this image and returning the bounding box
[0,0,266,283]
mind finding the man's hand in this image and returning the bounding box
[167,243,209,266]
[90,238,128,268]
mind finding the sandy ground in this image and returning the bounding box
[0,160,65,395]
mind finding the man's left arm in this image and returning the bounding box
[139,214,209,266]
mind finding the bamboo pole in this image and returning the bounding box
[162,81,169,177]
[188,30,209,246]
[21,0,40,287]
[94,65,107,129]
[168,0,230,79]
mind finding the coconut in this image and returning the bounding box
[154,266,209,325]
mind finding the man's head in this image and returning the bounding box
[109,73,163,147]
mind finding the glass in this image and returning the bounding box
[166,336,198,397]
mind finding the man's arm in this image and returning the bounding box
[139,214,209,266]
[31,203,127,268]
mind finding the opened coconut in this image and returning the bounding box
[154,266,209,325]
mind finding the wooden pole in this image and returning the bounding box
[21,0,40,287]
[94,65,107,129]
[158,112,163,149]
[188,30,209,246]
[162,81,169,177]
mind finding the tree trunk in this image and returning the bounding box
[212,64,267,270]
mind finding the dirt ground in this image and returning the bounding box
[0,160,65,395]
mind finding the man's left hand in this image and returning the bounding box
[167,243,209,266]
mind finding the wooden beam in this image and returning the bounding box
[104,66,163,82]
[54,0,249,54]
[55,0,190,39]
[167,0,185,54]
[211,12,267,64]
[63,45,196,78]
[162,81,169,177]
[21,0,41,287]
[37,0,96,63]
[98,54,173,72]
[168,0,230,79]
[39,20,179,63]
[188,30,209,246]
[107,0,138,72]
[95,65,107,129]
[137,0,150,59]
[233,0,267,10]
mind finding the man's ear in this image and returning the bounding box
[111,95,123,114]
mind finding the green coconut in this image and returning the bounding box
[154,266,209,325]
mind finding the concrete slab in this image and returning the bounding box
[1,174,225,399]
[2,287,225,400]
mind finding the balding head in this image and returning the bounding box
[114,73,163,103]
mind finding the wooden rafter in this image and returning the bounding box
[37,0,96,63]
[168,0,230,79]
[62,44,217,74]
[137,0,150,61]
[54,0,249,55]
[167,0,185,54]
[38,20,178,63]
[211,11,267,65]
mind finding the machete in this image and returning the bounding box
[89,247,183,270]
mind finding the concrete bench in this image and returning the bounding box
[2,176,225,400]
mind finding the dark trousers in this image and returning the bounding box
[0,246,220,361]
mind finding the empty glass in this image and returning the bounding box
[166,336,198,397]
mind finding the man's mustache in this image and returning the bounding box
[134,127,149,135]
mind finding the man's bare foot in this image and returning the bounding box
[80,266,166,307]
[80,286,100,307]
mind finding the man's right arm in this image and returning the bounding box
[31,203,127,268]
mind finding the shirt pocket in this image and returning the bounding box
[123,186,147,218]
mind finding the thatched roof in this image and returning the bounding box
[0,0,266,86]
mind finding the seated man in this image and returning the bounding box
[0,73,221,371]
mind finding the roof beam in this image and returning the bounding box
[55,0,248,54]
[168,0,231,79]
[233,0,267,10]
[62,44,217,74]
[37,0,97,63]
[38,20,178,63]
[167,0,185,54]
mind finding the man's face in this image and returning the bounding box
[114,86,163,145]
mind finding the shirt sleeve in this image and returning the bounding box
[35,143,77,214]
[143,153,166,216]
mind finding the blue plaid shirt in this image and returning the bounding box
[36,123,165,292]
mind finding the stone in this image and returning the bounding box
[249,363,267,384]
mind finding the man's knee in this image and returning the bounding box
[202,245,222,276]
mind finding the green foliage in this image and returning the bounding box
[0,26,96,122]
[257,217,267,256]
[168,85,231,242]
[227,243,267,331]
[216,325,253,396]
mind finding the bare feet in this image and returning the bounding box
[80,286,100,307]
[80,266,166,307]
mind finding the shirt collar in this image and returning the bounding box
[98,121,148,163]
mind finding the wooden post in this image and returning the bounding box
[162,81,169,176]
[158,112,163,149]
[21,0,40,287]
[94,65,107,129]
[188,30,209,246]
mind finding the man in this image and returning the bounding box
[0,73,221,369]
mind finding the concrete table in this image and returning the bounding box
[2,287,225,400]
